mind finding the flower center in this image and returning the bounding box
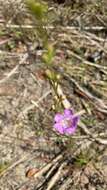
[61,118,72,128]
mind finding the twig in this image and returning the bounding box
[46,162,67,190]
[79,119,107,145]
[66,50,107,70]
[59,178,73,190]
[45,162,59,179]
[3,24,107,31]
[35,161,63,189]
[0,155,29,178]
[0,42,38,84]
[34,154,63,179]
[0,52,28,84]
[0,38,12,46]
[18,89,51,117]
[31,100,44,112]
[0,65,19,84]
[55,83,71,109]
[65,75,107,113]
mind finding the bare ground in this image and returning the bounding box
[0,0,107,190]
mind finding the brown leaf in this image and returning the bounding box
[26,168,39,178]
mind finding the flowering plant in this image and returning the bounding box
[53,109,79,135]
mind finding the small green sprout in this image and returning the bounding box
[75,153,89,167]
[42,44,55,65]
[26,0,48,21]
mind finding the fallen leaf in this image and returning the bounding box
[26,168,39,178]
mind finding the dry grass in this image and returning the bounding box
[0,0,107,189]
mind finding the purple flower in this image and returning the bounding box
[53,109,79,135]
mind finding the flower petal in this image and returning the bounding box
[72,115,80,128]
[53,123,64,134]
[64,115,79,135]
[64,109,73,117]
[54,113,63,122]
[65,126,76,135]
